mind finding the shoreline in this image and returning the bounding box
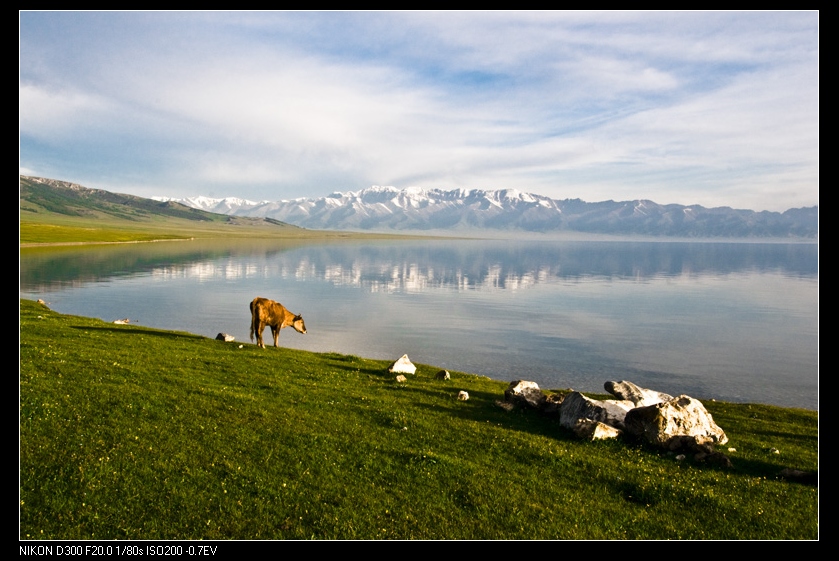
[20,237,195,248]
[17,297,818,412]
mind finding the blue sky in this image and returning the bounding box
[19,11,818,211]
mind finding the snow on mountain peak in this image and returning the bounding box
[150,185,814,237]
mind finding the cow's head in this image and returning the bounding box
[292,315,307,334]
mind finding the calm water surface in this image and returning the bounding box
[20,239,818,410]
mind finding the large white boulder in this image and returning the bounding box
[387,354,417,375]
[624,395,728,449]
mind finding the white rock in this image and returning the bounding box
[573,419,622,440]
[604,380,673,407]
[388,354,417,375]
[457,391,469,401]
[559,392,634,430]
[624,395,728,448]
[505,380,546,409]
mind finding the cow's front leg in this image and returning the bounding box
[271,325,280,347]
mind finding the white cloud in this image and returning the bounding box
[19,84,115,141]
[19,11,818,210]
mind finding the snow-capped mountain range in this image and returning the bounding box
[155,186,818,238]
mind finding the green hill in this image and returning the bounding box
[20,175,228,222]
[19,175,313,245]
[20,176,422,245]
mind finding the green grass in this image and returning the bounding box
[19,211,374,245]
[19,299,818,540]
[19,222,191,244]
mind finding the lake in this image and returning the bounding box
[19,238,819,410]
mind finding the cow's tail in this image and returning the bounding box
[249,300,255,342]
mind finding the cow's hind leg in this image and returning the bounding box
[256,321,267,348]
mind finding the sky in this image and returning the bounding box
[19,11,819,212]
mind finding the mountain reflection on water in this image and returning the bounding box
[21,239,818,292]
[20,239,818,410]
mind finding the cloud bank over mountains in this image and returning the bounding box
[20,12,819,212]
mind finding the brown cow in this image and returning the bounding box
[249,297,307,348]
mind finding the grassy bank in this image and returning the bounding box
[19,212,408,246]
[19,299,818,539]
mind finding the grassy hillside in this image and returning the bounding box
[20,176,401,245]
[20,299,818,540]
[20,176,234,222]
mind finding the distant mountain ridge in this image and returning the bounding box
[161,186,818,238]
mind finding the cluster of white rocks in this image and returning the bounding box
[368,354,815,481]
[385,355,732,465]
[502,379,732,465]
